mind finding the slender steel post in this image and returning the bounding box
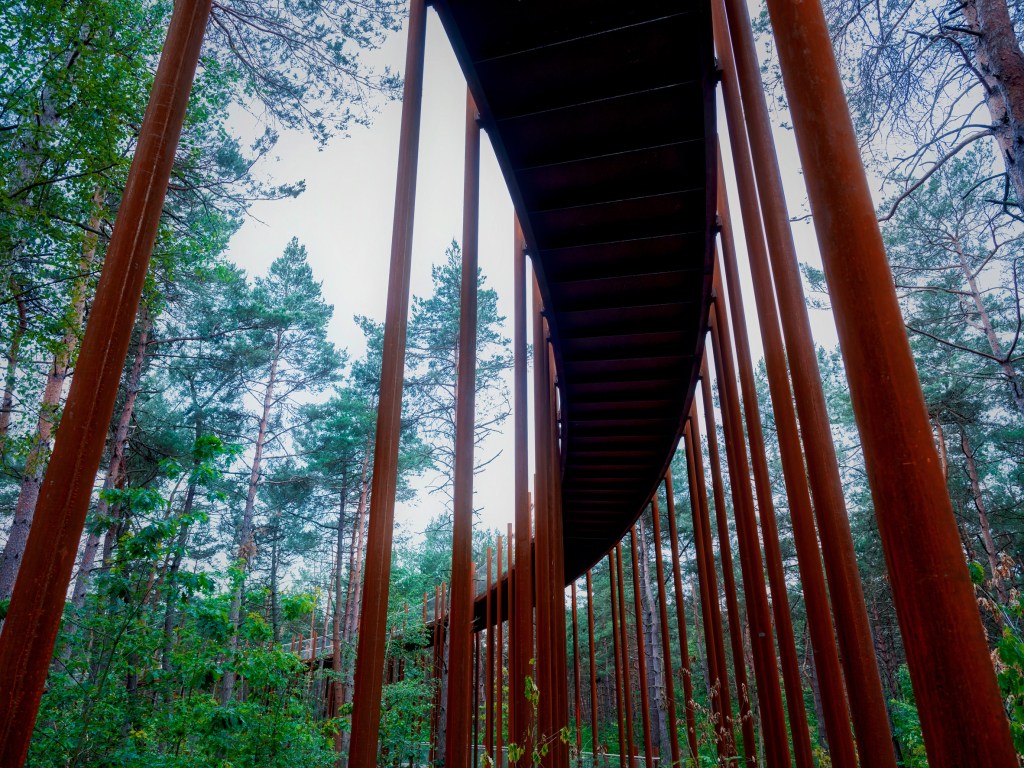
[348,2,428,763]
[444,88,481,768]
[628,528,655,768]
[707,309,790,767]
[586,571,600,765]
[609,553,627,768]
[497,534,505,767]
[711,11,858,757]
[487,546,495,758]
[754,0,1018,762]
[694,366,758,767]
[649,498,681,768]
[506,522,514,752]
[683,418,732,762]
[513,218,533,752]
[615,545,637,767]
[572,582,583,764]
[0,0,212,758]
[664,472,700,764]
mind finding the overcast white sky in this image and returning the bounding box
[224,7,846,549]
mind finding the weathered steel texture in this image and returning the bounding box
[614,544,637,766]
[513,217,532,751]
[717,0,901,762]
[707,308,790,767]
[649,498,682,768]
[348,2,428,763]
[0,0,213,760]
[696,362,758,766]
[444,88,482,768]
[628,528,655,768]
[683,417,733,762]
[608,553,627,768]
[586,571,600,764]
[758,0,1018,761]
[663,471,701,764]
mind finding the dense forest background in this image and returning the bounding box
[1,0,1022,766]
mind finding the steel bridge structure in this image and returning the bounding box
[0,0,1016,767]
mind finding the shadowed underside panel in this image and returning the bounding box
[432,1,718,593]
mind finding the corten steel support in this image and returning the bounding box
[693,373,758,768]
[532,278,554,749]
[497,534,504,766]
[714,153,857,766]
[348,1,428,763]
[586,571,600,765]
[572,582,583,763]
[628,528,655,768]
[683,419,732,763]
[664,471,700,764]
[487,547,495,758]
[615,545,637,767]
[444,88,481,768]
[513,217,533,752]
[755,0,1018,762]
[717,0,901,762]
[0,0,213,758]
[706,310,790,767]
[650,498,681,768]
[608,553,627,768]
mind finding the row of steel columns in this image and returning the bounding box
[0,0,1016,763]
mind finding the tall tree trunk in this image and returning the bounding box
[0,188,102,599]
[0,280,28,448]
[71,310,151,608]
[222,333,281,703]
[959,424,1009,604]
[637,517,667,758]
[332,480,347,764]
[161,481,196,673]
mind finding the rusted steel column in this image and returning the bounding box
[683,419,732,763]
[706,309,790,767]
[717,0,903,763]
[664,472,700,763]
[486,547,495,757]
[693,369,759,768]
[513,218,533,751]
[572,582,583,761]
[444,88,481,768]
[497,534,505,766]
[615,544,637,767]
[348,2,428,763]
[711,11,858,758]
[0,0,212,758]
[586,571,601,764]
[609,553,627,768]
[628,528,655,768]
[650,498,682,768]
[751,0,1018,762]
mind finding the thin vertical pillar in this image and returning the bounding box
[754,0,1017,762]
[0,0,213,758]
[615,544,637,767]
[475,628,482,768]
[711,4,858,754]
[348,1,428,763]
[628,528,655,768]
[486,547,495,758]
[513,217,533,752]
[444,88,481,768]
[572,582,583,763]
[586,571,600,765]
[497,534,505,767]
[706,309,790,767]
[683,419,732,762]
[609,553,627,768]
[650,498,681,768]
[664,472,700,764]
[697,356,759,766]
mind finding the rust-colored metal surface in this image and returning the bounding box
[697,360,758,766]
[0,0,212,760]
[348,2,427,763]
[431,0,718,582]
[664,471,700,764]
[608,553,626,768]
[760,0,1018,762]
[650,497,681,768]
